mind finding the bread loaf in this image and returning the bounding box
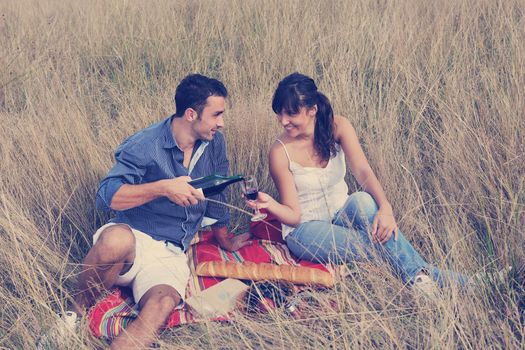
[195,261,334,287]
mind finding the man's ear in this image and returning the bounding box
[184,108,198,121]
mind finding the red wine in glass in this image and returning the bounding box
[245,188,258,201]
[242,176,267,222]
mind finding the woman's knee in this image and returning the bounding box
[340,192,378,225]
[94,224,135,263]
[348,192,377,211]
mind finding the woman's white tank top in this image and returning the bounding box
[276,139,349,239]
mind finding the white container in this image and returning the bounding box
[185,278,249,318]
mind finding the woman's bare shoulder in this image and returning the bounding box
[270,132,292,151]
[333,115,355,139]
[269,138,288,159]
[334,115,353,127]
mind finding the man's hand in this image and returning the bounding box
[219,232,253,252]
[213,225,253,252]
[161,176,204,207]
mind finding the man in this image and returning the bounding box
[73,74,251,349]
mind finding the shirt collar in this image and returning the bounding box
[162,115,178,149]
[162,115,209,150]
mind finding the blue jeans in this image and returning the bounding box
[286,192,468,287]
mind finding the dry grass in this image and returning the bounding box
[1,0,524,348]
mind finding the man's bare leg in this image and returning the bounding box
[73,224,136,315]
[110,284,181,349]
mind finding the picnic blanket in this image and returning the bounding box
[88,214,332,339]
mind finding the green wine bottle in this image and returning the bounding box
[188,174,244,197]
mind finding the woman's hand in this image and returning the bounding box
[371,205,399,244]
[244,191,274,210]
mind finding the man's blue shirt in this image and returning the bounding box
[96,116,230,251]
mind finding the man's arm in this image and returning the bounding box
[96,142,203,212]
[110,178,203,211]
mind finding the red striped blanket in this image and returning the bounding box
[88,215,331,339]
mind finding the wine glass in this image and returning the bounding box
[241,175,267,222]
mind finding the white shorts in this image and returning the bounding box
[93,223,190,305]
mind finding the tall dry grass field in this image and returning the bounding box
[1,0,524,348]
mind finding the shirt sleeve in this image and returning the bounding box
[204,133,230,228]
[96,141,149,212]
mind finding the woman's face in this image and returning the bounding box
[276,106,317,137]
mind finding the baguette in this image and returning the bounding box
[196,261,334,287]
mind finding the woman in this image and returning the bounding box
[248,72,467,291]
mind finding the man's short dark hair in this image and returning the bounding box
[174,74,228,117]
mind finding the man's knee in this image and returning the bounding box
[153,294,178,314]
[139,285,180,316]
[93,224,135,264]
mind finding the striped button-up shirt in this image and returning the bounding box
[96,115,229,251]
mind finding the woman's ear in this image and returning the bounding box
[309,105,318,117]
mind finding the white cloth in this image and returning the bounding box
[93,223,190,304]
[276,139,349,239]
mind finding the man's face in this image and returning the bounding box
[192,95,225,141]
